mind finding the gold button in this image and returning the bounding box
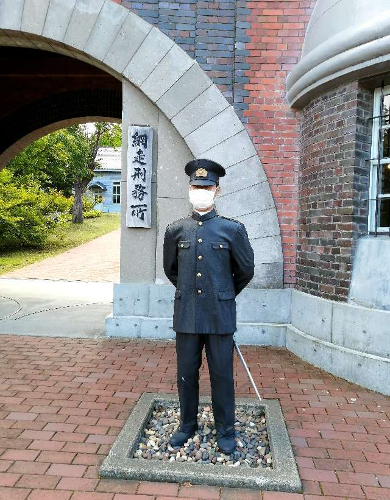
[197,289,202,294]
[197,272,202,277]
[198,238,202,243]
[198,221,203,226]
[198,255,203,260]
[219,244,223,248]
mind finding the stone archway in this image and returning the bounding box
[0,0,283,289]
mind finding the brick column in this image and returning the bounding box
[297,81,374,301]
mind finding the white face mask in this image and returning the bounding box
[189,186,216,210]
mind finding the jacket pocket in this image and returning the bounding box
[178,240,190,249]
[218,289,235,300]
[174,289,182,298]
[212,241,230,250]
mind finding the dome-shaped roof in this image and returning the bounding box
[286,0,390,108]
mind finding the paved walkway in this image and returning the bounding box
[0,335,388,500]
[0,279,112,338]
[1,229,120,282]
[0,229,119,337]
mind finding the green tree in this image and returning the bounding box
[6,130,75,196]
[99,121,122,148]
[7,121,122,223]
[63,122,121,223]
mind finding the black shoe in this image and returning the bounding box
[169,424,198,448]
[217,433,236,454]
[216,425,236,454]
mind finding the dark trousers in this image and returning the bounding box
[175,332,235,436]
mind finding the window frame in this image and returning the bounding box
[369,84,390,233]
[112,181,121,204]
[94,193,103,204]
[88,185,104,205]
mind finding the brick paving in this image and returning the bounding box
[0,334,388,499]
[1,229,120,282]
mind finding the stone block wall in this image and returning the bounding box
[113,0,317,288]
[296,81,374,301]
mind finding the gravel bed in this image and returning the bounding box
[132,403,272,468]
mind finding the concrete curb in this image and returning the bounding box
[99,392,302,492]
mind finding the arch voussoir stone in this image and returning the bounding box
[83,0,129,62]
[63,0,106,51]
[202,129,258,167]
[42,0,77,41]
[0,0,24,30]
[102,11,152,74]
[122,26,175,87]
[21,0,50,35]
[171,84,230,137]
[219,156,267,196]
[185,105,245,156]
[140,43,195,103]
[155,61,213,120]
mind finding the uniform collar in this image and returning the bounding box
[191,207,217,221]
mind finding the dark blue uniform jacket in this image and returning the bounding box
[163,207,255,334]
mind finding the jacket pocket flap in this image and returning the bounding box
[218,289,235,300]
[212,241,229,249]
[178,240,190,248]
[174,289,182,298]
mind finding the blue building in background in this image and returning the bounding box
[87,147,121,213]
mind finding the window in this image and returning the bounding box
[369,85,390,232]
[113,181,121,204]
[88,186,104,204]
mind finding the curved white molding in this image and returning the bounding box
[0,0,283,286]
[286,11,390,108]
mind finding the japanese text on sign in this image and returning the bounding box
[126,125,153,228]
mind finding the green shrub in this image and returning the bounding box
[0,169,71,249]
[82,192,98,212]
[83,209,102,219]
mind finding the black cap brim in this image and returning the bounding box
[189,179,217,186]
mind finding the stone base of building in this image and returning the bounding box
[105,284,390,397]
[288,289,390,397]
[286,325,389,397]
[105,314,287,346]
[105,283,290,346]
[349,236,390,311]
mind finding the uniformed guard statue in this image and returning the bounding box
[163,158,255,454]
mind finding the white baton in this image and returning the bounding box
[233,339,262,402]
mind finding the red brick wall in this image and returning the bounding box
[243,1,316,287]
[297,81,373,301]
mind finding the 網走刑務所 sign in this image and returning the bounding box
[126,125,153,228]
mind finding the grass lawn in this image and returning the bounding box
[0,212,120,275]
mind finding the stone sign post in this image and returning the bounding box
[126,125,153,228]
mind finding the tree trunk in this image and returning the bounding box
[72,181,83,223]
[72,126,103,223]
[72,177,90,223]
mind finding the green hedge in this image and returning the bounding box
[0,169,100,249]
